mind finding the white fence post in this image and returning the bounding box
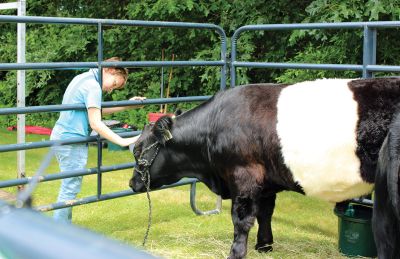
[0,1,26,181]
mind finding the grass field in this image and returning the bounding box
[0,128,357,258]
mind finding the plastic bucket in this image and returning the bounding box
[107,128,130,151]
[334,204,377,257]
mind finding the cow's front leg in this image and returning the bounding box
[255,193,276,253]
[228,196,258,259]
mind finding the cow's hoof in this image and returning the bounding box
[255,243,273,253]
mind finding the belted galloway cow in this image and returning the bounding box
[129,77,400,259]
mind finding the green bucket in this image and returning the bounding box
[107,128,131,151]
[334,204,377,258]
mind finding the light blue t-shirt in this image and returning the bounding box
[51,69,102,140]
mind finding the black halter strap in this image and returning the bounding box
[135,141,160,183]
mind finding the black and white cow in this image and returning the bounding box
[129,78,400,259]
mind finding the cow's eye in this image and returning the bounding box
[134,150,140,158]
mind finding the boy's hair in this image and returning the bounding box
[105,57,129,82]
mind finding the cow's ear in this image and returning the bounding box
[174,109,183,116]
[153,115,174,145]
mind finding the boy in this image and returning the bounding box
[50,57,145,223]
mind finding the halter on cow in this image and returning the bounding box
[130,78,400,259]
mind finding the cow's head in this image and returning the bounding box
[129,115,177,192]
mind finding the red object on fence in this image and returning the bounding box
[147,112,174,123]
[6,125,52,136]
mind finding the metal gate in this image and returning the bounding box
[0,15,226,214]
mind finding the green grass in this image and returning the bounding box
[0,128,355,258]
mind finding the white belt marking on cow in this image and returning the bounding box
[276,78,373,202]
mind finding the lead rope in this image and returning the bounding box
[136,143,160,247]
[142,169,152,247]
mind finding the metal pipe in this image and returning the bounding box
[0,60,225,70]
[160,49,165,111]
[97,23,104,198]
[35,178,199,211]
[0,131,141,152]
[0,163,135,188]
[217,28,227,90]
[363,26,377,78]
[0,96,211,115]
[233,62,364,71]
[367,65,400,72]
[232,21,400,35]
[190,182,222,215]
[230,34,238,87]
[0,15,225,31]
[97,137,103,198]
[0,61,97,70]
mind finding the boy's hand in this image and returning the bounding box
[120,135,140,147]
[129,96,146,108]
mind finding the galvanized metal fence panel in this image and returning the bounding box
[230,21,400,86]
[0,15,225,214]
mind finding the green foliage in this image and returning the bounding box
[1,1,400,126]
[276,0,400,83]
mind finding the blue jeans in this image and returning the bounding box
[52,144,88,223]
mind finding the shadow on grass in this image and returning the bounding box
[273,214,336,238]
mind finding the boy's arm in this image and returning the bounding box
[102,96,146,115]
[102,106,128,115]
[88,107,139,146]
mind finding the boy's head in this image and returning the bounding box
[102,57,129,93]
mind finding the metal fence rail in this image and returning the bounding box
[35,178,201,212]
[0,96,211,116]
[0,15,227,90]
